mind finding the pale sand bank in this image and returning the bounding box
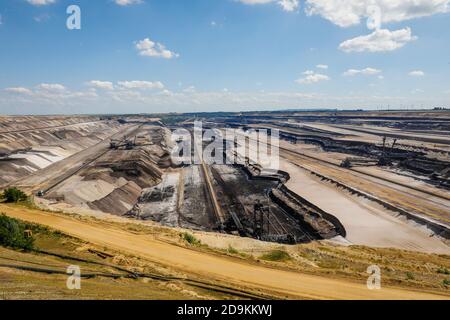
[282,160,450,254]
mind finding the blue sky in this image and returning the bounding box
[0,0,449,114]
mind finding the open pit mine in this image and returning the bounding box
[1,111,449,256]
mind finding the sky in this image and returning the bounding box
[0,0,449,115]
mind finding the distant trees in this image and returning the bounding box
[1,187,28,203]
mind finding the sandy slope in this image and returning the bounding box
[282,161,450,254]
[2,205,448,300]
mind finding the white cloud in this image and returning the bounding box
[0,14,3,26]
[316,64,328,69]
[117,81,164,90]
[87,80,164,90]
[160,89,172,96]
[409,70,425,77]
[26,0,56,5]
[296,70,330,84]
[343,68,382,76]
[135,38,179,59]
[1,84,99,110]
[115,0,143,5]
[278,0,300,12]
[339,28,417,53]
[238,0,299,12]
[3,82,450,114]
[87,81,114,90]
[4,87,33,95]
[34,14,51,23]
[306,1,447,53]
[183,86,196,93]
[36,83,66,91]
[305,0,450,28]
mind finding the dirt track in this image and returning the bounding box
[2,204,449,300]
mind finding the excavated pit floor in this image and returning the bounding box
[130,162,318,243]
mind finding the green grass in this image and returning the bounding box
[260,250,291,262]
[406,272,415,280]
[181,232,201,246]
[227,245,239,255]
[437,267,450,275]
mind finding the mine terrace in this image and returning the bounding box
[1,110,449,254]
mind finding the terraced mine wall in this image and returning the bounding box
[234,159,346,241]
[222,113,450,124]
[271,185,347,238]
[306,170,450,240]
[82,152,165,215]
[269,189,335,240]
[127,142,345,244]
[0,117,124,186]
[278,132,450,189]
[39,126,170,216]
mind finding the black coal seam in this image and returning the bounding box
[226,151,347,240]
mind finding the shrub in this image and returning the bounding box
[260,250,291,262]
[406,272,415,280]
[0,214,34,250]
[443,279,450,287]
[437,267,450,275]
[227,245,239,255]
[181,232,201,246]
[1,188,28,203]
